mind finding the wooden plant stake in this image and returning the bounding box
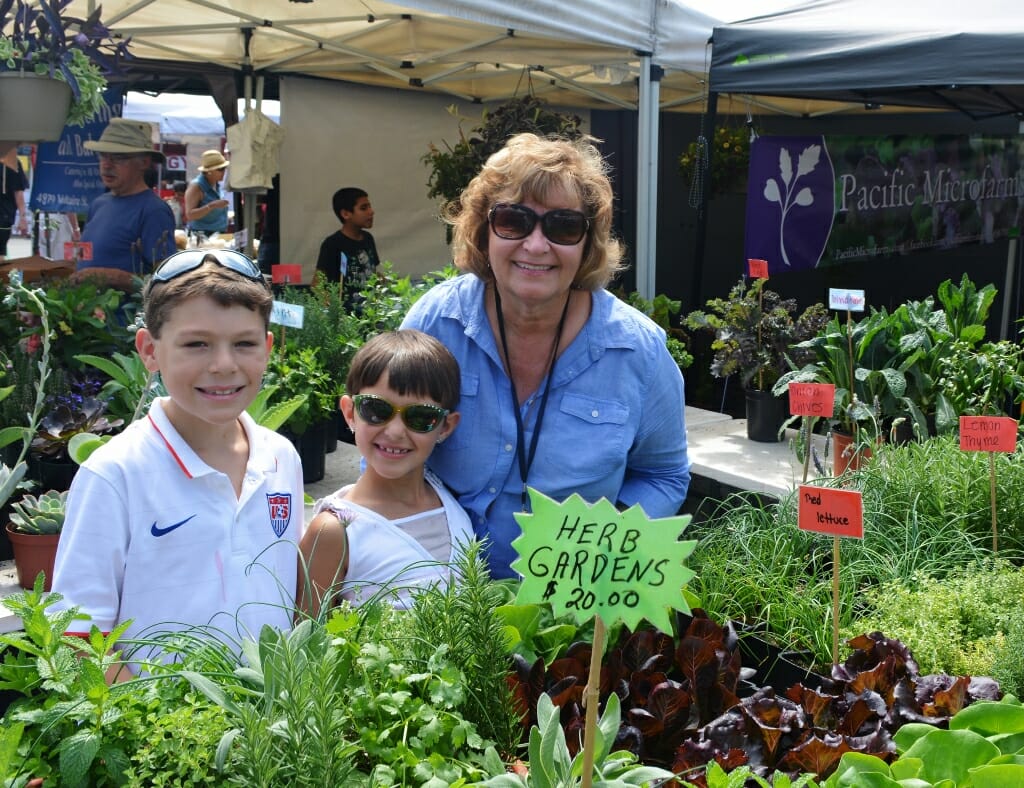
[747,259,769,393]
[580,616,607,788]
[959,415,1018,553]
[990,452,997,553]
[827,288,867,477]
[510,490,696,785]
[798,484,864,667]
[787,383,835,484]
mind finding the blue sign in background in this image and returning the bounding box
[30,89,123,213]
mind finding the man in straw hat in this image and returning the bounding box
[79,118,176,276]
[185,149,230,237]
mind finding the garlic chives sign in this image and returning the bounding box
[788,382,835,418]
[511,488,695,634]
[828,288,866,312]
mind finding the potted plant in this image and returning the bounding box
[0,0,130,145]
[679,124,752,199]
[774,308,910,472]
[5,489,65,590]
[0,0,130,148]
[686,277,827,442]
[264,347,336,484]
[422,95,583,232]
[29,391,122,490]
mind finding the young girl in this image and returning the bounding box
[297,329,472,614]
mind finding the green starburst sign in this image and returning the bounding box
[510,488,697,633]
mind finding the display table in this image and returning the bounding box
[0,255,74,283]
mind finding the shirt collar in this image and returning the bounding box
[146,397,269,478]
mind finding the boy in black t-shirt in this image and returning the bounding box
[315,187,380,310]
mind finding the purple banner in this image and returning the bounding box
[745,134,1024,273]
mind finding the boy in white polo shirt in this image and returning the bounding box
[51,249,303,678]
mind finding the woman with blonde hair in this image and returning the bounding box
[402,133,690,578]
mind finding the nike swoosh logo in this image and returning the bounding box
[150,514,197,537]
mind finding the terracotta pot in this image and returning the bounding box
[5,523,59,591]
[0,71,72,143]
[831,429,872,475]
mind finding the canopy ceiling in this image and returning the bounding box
[709,0,1024,120]
[56,0,868,116]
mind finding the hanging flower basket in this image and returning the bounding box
[679,125,752,198]
[0,71,72,143]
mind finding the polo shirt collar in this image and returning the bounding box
[146,398,269,479]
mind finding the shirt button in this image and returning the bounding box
[479,516,486,524]
[591,409,599,417]
[505,443,513,452]
[489,487,496,493]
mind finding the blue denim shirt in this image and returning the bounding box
[401,274,690,579]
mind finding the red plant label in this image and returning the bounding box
[272,264,302,284]
[747,258,769,279]
[798,485,864,538]
[959,416,1018,453]
[63,241,93,262]
[788,382,835,417]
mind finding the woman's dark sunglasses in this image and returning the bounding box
[152,249,268,287]
[488,203,590,246]
[352,394,449,434]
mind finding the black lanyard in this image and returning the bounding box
[493,287,571,511]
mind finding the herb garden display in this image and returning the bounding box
[2,264,1024,785]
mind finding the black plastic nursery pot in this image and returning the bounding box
[282,424,327,484]
[745,389,787,443]
[734,623,825,693]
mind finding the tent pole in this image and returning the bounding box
[635,55,661,299]
[636,54,652,299]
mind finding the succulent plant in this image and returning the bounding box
[9,489,67,534]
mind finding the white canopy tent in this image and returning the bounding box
[54,0,785,291]
[122,92,280,136]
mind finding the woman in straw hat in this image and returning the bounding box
[185,149,231,237]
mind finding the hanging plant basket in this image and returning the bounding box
[0,72,72,144]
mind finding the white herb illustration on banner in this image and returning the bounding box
[763,144,822,266]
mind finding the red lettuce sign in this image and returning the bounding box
[746,134,1024,273]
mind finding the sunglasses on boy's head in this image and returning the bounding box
[488,203,590,246]
[352,394,449,434]
[152,249,268,287]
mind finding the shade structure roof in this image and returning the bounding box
[708,0,1024,120]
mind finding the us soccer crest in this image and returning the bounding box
[266,492,292,537]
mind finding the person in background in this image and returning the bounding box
[297,329,471,615]
[256,174,280,274]
[315,187,379,310]
[401,133,690,579]
[0,146,29,260]
[51,249,304,679]
[38,211,81,261]
[79,119,176,277]
[185,150,230,238]
[166,181,188,229]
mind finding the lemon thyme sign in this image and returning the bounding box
[510,489,696,633]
